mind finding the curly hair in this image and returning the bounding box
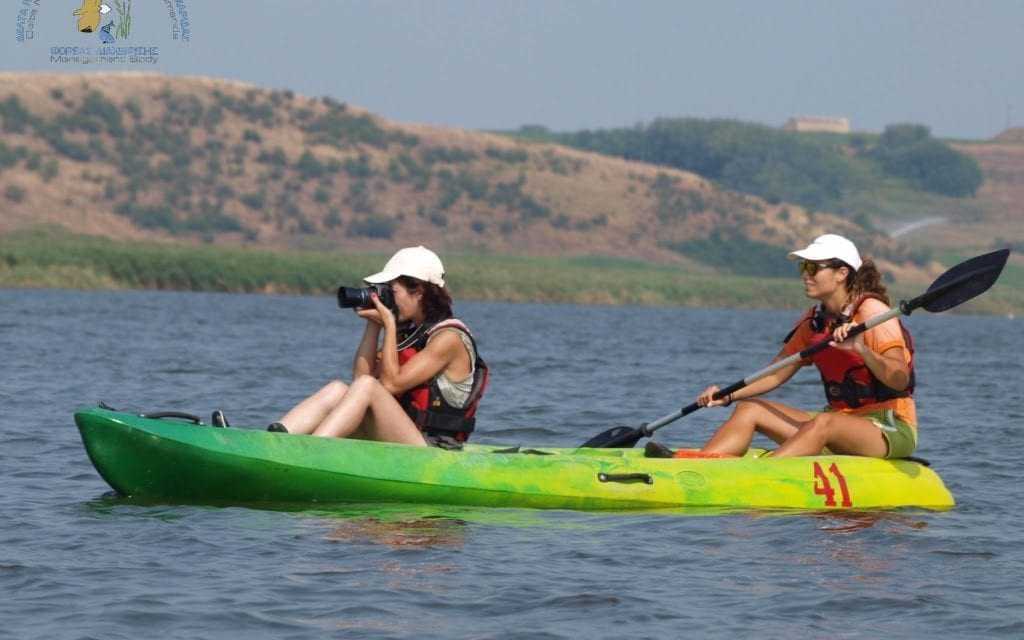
[841,258,889,305]
[395,275,453,323]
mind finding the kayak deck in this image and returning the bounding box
[75,407,955,512]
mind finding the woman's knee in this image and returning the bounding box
[732,401,755,417]
[733,400,771,422]
[317,379,349,405]
[350,374,385,397]
[801,413,833,437]
[324,379,348,395]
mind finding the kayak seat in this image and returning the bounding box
[644,441,674,458]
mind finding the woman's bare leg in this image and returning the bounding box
[701,400,815,456]
[312,375,427,445]
[771,412,888,458]
[276,380,350,435]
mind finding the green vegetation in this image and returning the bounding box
[485,146,528,163]
[342,153,374,178]
[295,149,327,179]
[302,103,418,150]
[664,230,793,277]
[388,153,431,189]
[421,146,477,164]
[348,214,397,239]
[508,118,983,213]
[0,141,20,170]
[0,95,34,133]
[4,184,27,203]
[210,89,276,127]
[78,91,124,137]
[256,147,288,166]
[113,202,248,236]
[4,228,1019,313]
[650,172,708,221]
[868,124,983,197]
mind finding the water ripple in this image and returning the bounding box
[2,291,1023,639]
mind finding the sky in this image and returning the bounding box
[4,0,1024,139]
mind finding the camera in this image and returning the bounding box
[337,284,396,312]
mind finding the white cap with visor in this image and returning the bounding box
[788,234,862,272]
[364,246,446,287]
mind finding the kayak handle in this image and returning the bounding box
[140,411,203,425]
[598,472,654,485]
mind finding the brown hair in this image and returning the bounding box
[841,258,889,305]
[395,275,453,323]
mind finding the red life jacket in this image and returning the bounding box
[396,319,489,441]
[792,294,916,410]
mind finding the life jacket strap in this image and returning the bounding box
[402,405,474,440]
[823,367,914,409]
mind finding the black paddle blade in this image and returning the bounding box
[910,249,1010,313]
[579,425,644,448]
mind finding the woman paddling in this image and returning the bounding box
[269,246,488,448]
[695,234,917,459]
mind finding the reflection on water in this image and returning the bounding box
[324,516,468,550]
[813,510,929,534]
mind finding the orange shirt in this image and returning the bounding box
[781,297,917,427]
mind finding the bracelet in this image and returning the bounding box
[721,393,733,407]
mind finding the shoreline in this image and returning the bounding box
[1,229,1019,315]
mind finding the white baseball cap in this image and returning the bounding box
[364,246,446,287]
[789,234,862,272]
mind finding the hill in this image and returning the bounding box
[0,72,931,282]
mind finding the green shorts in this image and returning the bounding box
[861,408,918,459]
[812,408,918,458]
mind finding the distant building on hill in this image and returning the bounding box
[783,116,851,134]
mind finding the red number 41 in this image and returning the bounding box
[813,462,853,507]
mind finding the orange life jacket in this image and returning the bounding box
[396,319,489,441]
[789,294,916,410]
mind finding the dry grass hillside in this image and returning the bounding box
[948,141,1024,250]
[0,72,931,278]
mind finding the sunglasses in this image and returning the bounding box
[798,260,842,277]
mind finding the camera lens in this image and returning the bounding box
[336,284,396,311]
[337,286,371,309]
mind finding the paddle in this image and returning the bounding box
[581,249,1011,448]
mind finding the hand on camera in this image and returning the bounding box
[368,292,396,328]
[355,307,384,326]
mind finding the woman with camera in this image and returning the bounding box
[692,234,917,459]
[268,246,488,448]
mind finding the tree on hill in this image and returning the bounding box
[869,124,983,197]
[513,117,984,209]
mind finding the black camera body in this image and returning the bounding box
[337,284,396,312]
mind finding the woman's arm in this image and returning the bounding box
[369,294,465,396]
[831,321,911,390]
[860,345,911,390]
[379,331,465,396]
[698,354,803,407]
[352,321,381,379]
[730,358,803,401]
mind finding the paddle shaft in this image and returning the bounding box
[638,305,904,438]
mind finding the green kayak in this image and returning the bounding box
[74,406,955,511]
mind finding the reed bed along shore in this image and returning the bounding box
[1,229,1020,314]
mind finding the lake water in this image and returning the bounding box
[2,289,1022,639]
